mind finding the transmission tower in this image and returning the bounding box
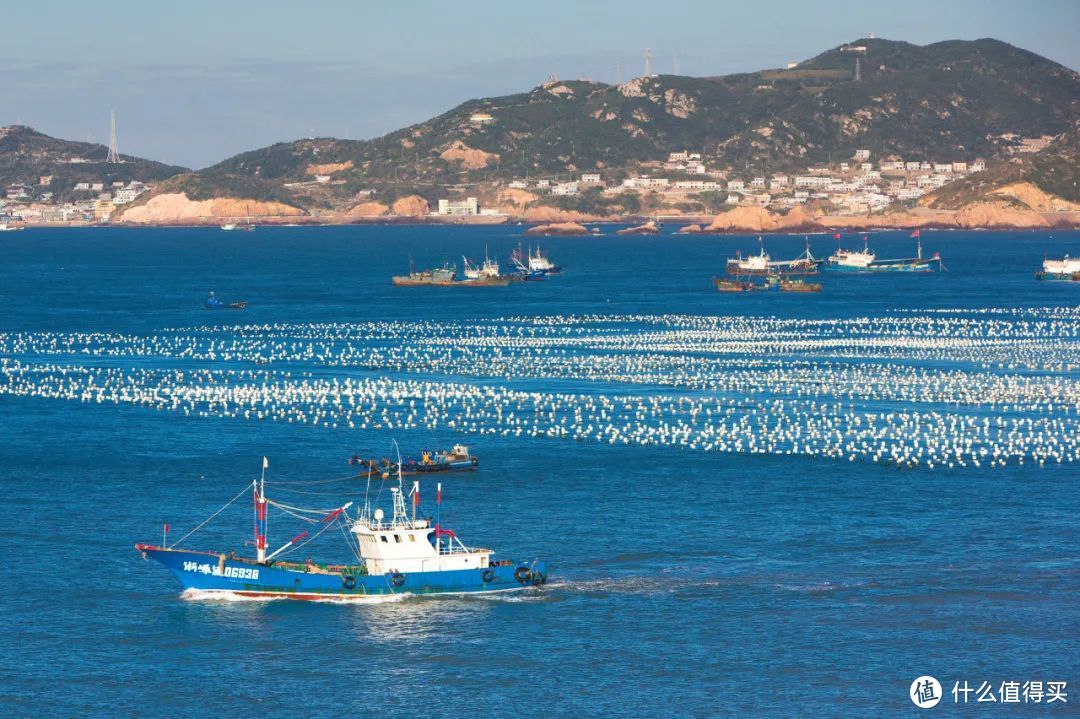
[673,56,679,75]
[615,60,622,84]
[106,110,120,163]
[644,48,652,78]
[854,56,861,82]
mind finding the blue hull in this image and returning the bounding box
[137,546,547,600]
[826,261,936,273]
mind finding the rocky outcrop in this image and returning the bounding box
[391,195,430,217]
[118,193,304,223]
[525,222,589,236]
[706,206,791,232]
[439,141,499,170]
[677,223,704,234]
[347,201,390,217]
[616,221,659,235]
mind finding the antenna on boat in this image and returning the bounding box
[411,480,419,523]
[255,456,269,563]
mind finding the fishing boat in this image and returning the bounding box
[460,252,511,285]
[726,238,820,276]
[355,444,479,476]
[780,278,823,292]
[1035,255,1080,281]
[510,248,548,280]
[713,277,755,292]
[0,222,25,232]
[826,232,943,273]
[392,261,457,286]
[220,223,237,231]
[135,456,548,600]
[513,244,561,275]
[204,291,247,309]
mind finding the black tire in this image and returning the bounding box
[481,568,495,583]
[342,575,356,590]
[514,566,532,584]
[391,572,405,587]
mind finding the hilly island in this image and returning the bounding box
[3,37,1080,232]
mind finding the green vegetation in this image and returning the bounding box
[0,126,186,201]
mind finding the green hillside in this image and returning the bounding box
[0,126,187,200]
[194,37,1079,210]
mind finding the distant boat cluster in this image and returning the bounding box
[392,244,561,286]
[715,230,945,293]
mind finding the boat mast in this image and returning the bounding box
[255,456,268,563]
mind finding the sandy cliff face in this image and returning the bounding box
[952,201,1050,228]
[346,201,390,217]
[439,141,499,170]
[990,182,1080,212]
[391,195,430,217]
[498,188,539,212]
[305,161,353,176]
[119,193,304,223]
[522,206,604,223]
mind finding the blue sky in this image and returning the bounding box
[2,0,1076,168]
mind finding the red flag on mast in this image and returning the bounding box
[910,229,921,238]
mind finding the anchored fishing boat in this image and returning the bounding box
[726,238,820,276]
[460,253,512,286]
[135,456,547,600]
[826,231,943,273]
[392,261,457,286]
[1035,255,1080,281]
[353,444,479,476]
[780,278,823,293]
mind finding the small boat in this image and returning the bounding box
[780,278,823,292]
[135,455,547,601]
[392,261,457,286]
[713,277,755,292]
[0,222,25,232]
[1035,255,1080,281]
[204,291,247,309]
[220,223,237,231]
[354,445,479,476]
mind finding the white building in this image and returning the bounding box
[580,173,601,184]
[749,177,766,188]
[437,197,479,216]
[853,149,871,161]
[551,182,579,196]
[726,180,745,191]
[508,180,529,189]
[469,113,495,125]
[970,159,986,173]
[673,180,720,191]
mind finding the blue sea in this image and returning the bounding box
[2,225,1078,717]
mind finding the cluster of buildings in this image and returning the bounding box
[0,179,150,224]
[497,148,991,215]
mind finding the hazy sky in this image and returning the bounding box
[2,0,1076,168]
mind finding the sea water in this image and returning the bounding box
[1,225,1078,717]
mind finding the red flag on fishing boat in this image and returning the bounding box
[164,523,169,534]
[832,232,841,239]
[910,229,921,238]
[321,507,344,523]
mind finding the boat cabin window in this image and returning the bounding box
[393,535,401,543]
[380,535,388,543]
[408,534,416,542]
